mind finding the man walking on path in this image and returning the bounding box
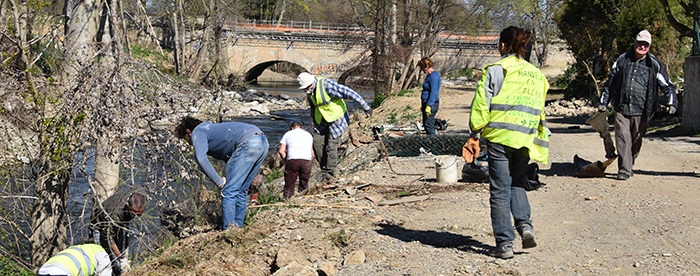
[90,186,146,275]
[279,121,314,198]
[599,30,677,181]
[297,72,373,182]
[175,116,269,229]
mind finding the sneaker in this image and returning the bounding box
[616,173,629,180]
[520,224,537,249]
[492,242,514,259]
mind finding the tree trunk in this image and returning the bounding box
[62,0,101,89]
[94,0,123,201]
[171,2,181,74]
[30,157,71,267]
[188,0,214,81]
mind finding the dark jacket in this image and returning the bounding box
[600,50,677,121]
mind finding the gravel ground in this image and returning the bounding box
[131,86,700,276]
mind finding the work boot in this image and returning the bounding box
[520,224,537,249]
[492,242,514,259]
[616,173,630,180]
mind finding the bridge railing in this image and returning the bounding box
[225,19,367,36]
[224,19,499,48]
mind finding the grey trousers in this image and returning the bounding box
[313,130,340,180]
[614,112,647,176]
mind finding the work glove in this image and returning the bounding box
[668,106,677,115]
[425,105,432,116]
[598,104,607,113]
[119,256,131,273]
[364,108,373,118]
[462,137,480,163]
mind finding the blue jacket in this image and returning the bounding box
[421,71,441,107]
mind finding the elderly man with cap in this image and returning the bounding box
[90,186,146,275]
[297,72,372,182]
[599,29,677,181]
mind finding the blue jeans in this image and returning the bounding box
[421,101,439,135]
[488,142,532,244]
[221,134,268,229]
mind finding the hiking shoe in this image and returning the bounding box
[520,224,537,249]
[616,173,630,180]
[492,242,514,259]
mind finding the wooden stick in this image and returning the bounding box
[249,202,371,210]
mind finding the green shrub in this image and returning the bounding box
[371,93,387,109]
[0,256,32,276]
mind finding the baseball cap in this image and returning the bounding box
[636,30,652,45]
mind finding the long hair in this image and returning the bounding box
[499,26,532,59]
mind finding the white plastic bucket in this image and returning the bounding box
[435,155,458,183]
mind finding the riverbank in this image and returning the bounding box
[128,79,700,275]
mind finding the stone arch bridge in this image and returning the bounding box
[222,20,502,84]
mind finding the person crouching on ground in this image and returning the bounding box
[469,26,550,259]
[175,116,268,229]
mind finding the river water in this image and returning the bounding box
[49,80,377,260]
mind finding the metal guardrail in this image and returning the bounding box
[224,19,499,49]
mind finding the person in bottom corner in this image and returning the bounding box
[37,243,112,276]
[175,116,268,230]
[469,26,550,259]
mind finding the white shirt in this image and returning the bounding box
[280,128,313,160]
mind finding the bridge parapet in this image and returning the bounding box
[224,19,498,49]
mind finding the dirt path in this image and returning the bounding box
[131,85,700,276]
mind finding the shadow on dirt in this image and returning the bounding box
[375,223,492,256]
[633,169,699,177]
[539,162,577,176]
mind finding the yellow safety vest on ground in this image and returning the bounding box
[308,77,347,124]
[42,244,104,276]
[470,56,550,164]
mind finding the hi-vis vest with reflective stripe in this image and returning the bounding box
[42,244,103,276]
[308,77,347,124]
[471,56,550,164]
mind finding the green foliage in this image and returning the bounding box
[557,0,689,90]
[554,63,604,100]
[325,229,353,247]
[264,169,283,184]
[445,68,474,80]
[371,93,387,109]
[0,256,32,276]
[396,90,412,97]
[387,112,398,124]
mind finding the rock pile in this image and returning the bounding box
[544,98,597,117]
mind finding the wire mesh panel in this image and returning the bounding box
[381,134,471,157]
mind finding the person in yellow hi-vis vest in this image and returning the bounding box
[297,72,373,182]
[468,26,550,260]
[37,243,112,276]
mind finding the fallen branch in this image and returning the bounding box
[249,202,371,210]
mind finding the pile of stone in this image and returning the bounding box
[218,89,307,118]
[544,98,598,117]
